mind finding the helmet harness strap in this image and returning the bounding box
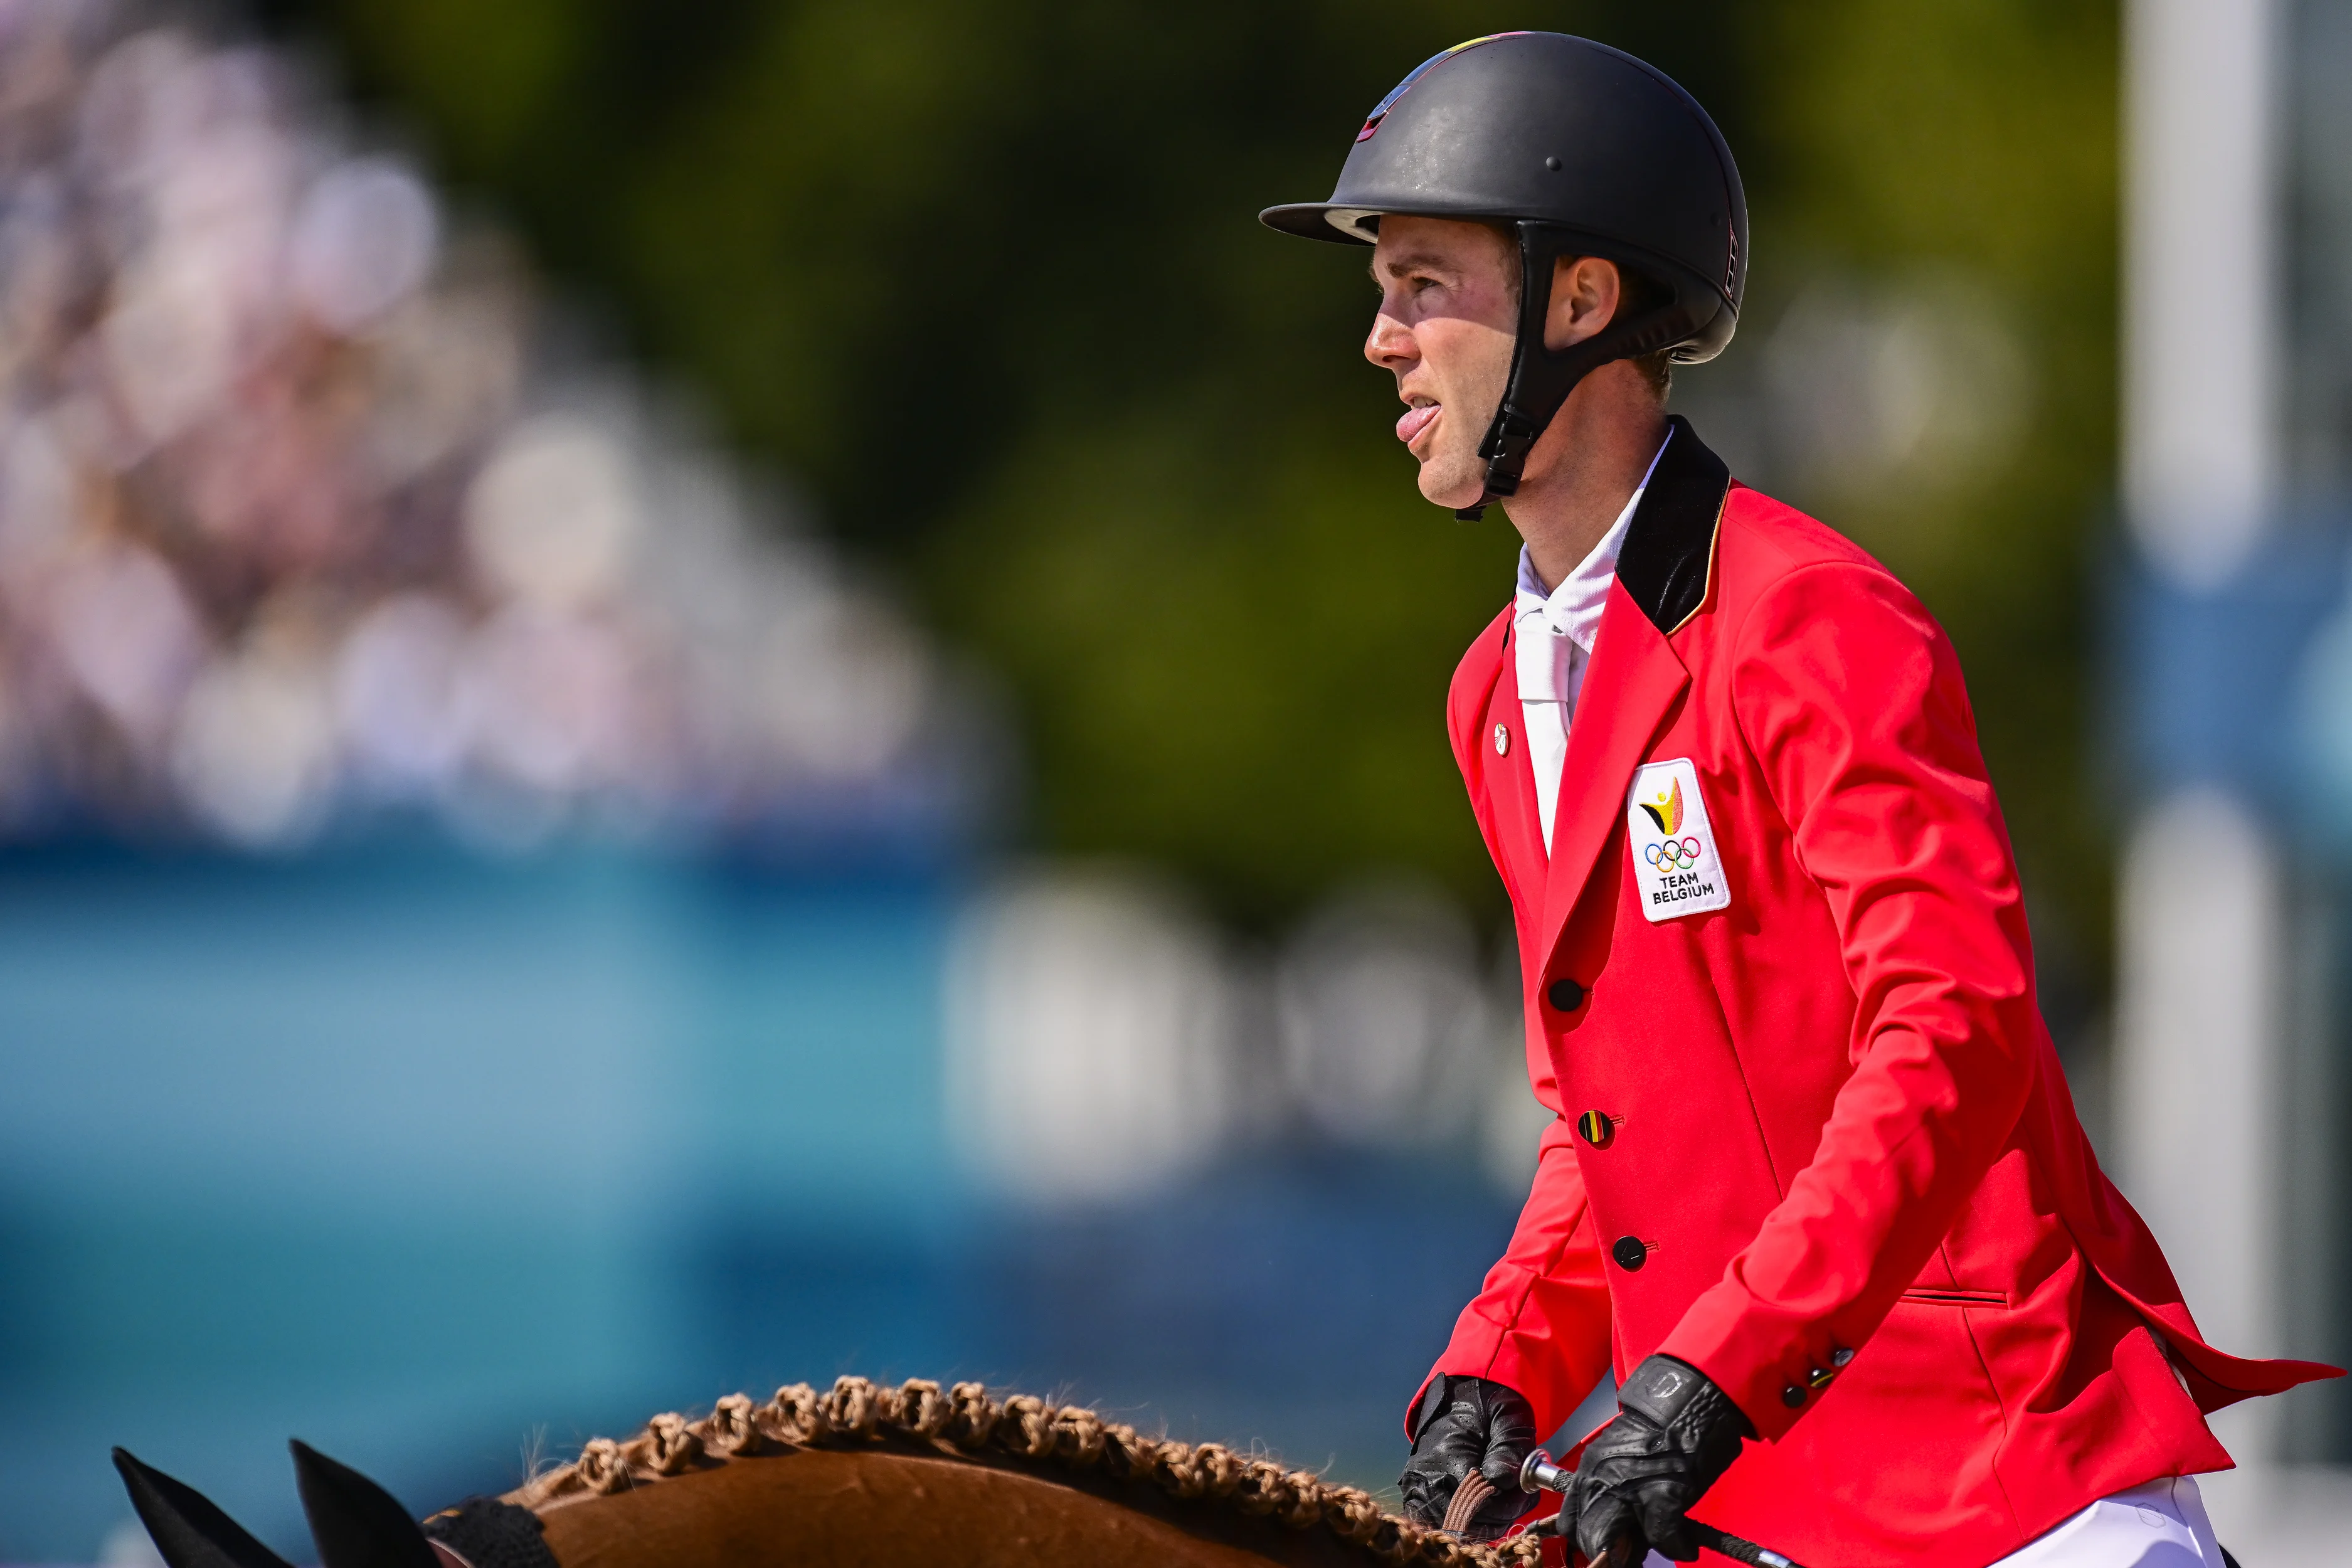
[1456,221,1704,522]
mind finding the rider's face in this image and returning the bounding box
[1364,216,1519,511]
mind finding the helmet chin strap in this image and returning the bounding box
[1454,222,1693,522]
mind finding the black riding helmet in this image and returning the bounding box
[1261,33,1747,518]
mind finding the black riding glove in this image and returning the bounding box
[1563,1355,1754,1564]
[1397,1375,1540,1540]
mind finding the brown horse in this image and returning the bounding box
[115,1375,1551,1568]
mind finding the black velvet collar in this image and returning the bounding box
[1614,414,1730,635]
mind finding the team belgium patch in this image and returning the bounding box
[1626,758,1730,922]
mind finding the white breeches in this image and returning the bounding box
[1634,1475,2223,1568]
[1987,1478,2223,1568]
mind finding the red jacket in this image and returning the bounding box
[1421,418,2337,1567]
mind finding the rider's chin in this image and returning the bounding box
[1421,462,1483,511]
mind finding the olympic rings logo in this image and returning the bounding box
[1645,836,1704,871]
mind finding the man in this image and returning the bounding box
[1259,32,2338,1568]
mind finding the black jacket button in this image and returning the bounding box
[1547,978,1586,1011]
[1576,1110,1614,1148]
[1782,1384,1807,1408]
[1611,1235,1647,1271]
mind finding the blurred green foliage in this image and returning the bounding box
[263,0,2117,992]
[1749,3,2117,1014]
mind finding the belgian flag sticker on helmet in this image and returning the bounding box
[1626,758,1730,922]
[1356,34,1527,141]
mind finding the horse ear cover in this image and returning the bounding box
[1259,31,1747,518]
[112,1449,297,1568]
[421,1496,559,1568]
[290,1441,442,1568]
[289,1439,557,1568]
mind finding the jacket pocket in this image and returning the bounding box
[1899,1287,2009,1308]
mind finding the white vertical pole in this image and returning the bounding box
[2118,0,2286,1516]
[2124,0,2279,589]
[2116,791,2282,1364]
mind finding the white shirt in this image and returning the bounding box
[1513,436,1668,854]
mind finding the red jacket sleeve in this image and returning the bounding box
[1416,1112,1616,1439]
[1658,560,2040,1439]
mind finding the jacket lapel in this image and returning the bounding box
[1534,415,1730,963]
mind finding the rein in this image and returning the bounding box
[1438,1473,1498,1537]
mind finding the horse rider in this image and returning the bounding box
[1260,32,2339,1568]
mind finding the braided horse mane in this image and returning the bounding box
[503,1375,1543,1567]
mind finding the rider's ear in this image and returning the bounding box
[1545,257,1623,352]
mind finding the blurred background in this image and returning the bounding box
[0,0,2346,1560]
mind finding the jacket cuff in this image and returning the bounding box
[1414,1312,1596,1440]
[1658,1280,1853,1442]
[1407,1316,1508,1436]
